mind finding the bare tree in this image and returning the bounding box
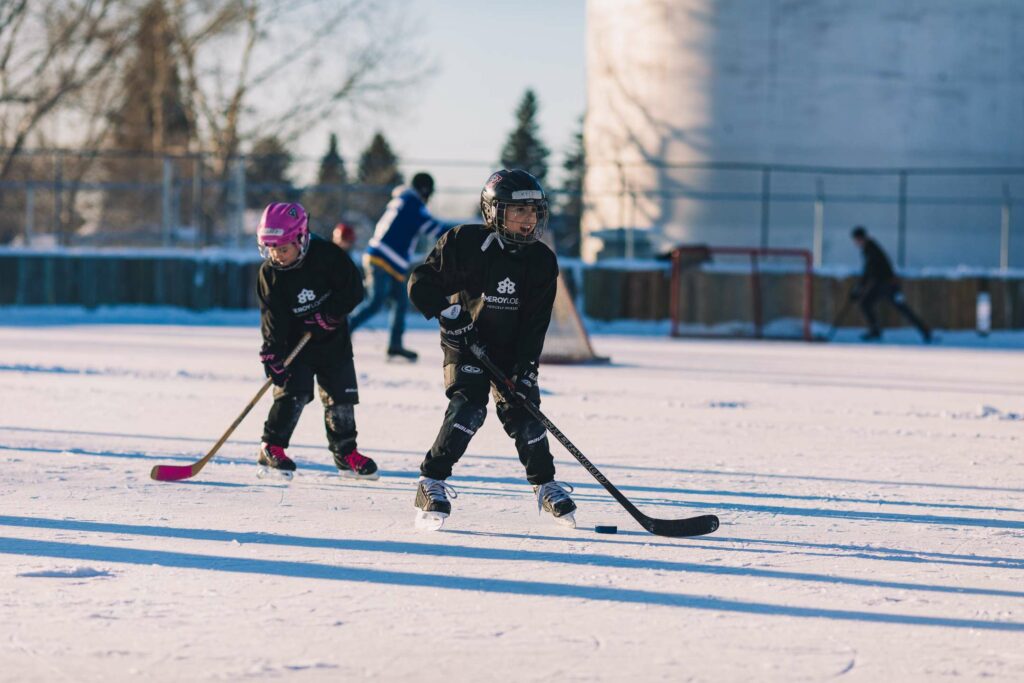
[0,0,138,243]
[0,0,137,177]
[166,0,428,174]
[0,0,429,245]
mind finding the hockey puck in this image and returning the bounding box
[594,525,618,534]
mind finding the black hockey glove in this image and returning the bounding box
[438,304,477,351]
[510,361,539,401]
[259,347,290,387]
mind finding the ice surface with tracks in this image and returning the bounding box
[0,316,1022,681]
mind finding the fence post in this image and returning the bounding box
[626,180,636,261]
[760,166,772,249]
[24,184,35,245]
[53,151,64,245]
[1000,182,1011,271]
[231,156,246,248]
[897,170,908,267]
[192,155,203,248]
[162,156,174,246]
[812,177,825,267]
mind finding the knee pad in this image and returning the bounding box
[520,420,547,446]
[272,393,312,433]
[449,391,487,436]
[325,402,356,435]
[276,393,313,410]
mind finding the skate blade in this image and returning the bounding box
[414,510,448,531]
[552,512,576,529]
[337,469,381,482]
[256,466,294,481]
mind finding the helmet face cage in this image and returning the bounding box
[487,198,548,244]
[480,169,548,245]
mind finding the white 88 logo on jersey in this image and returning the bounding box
[497,277,516,295]
[297,288,315,303]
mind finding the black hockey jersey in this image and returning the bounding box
[408,224,558,366]
[257,235,365,361]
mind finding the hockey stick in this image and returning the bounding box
[469,344,719,538]
[150,332,313,482]
[823,294,858,341]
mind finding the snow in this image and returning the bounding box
[0,315,1022,681]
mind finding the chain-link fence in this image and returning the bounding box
[0,149,585,257]
[584,161,1023,269]
[4,149,1019,268]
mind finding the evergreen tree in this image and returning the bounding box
[356,132,403,221]
[101,0,192,237]
[499,89,549,183]
[319,133,348,185]
[110,0,190,154]
[246,135,295,209]
[305,133,349,237]
[557,116,585,256]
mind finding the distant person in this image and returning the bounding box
[331,222,357,251]
[349,172,454,362]
[255,202,380,480]
[850,226,931,343]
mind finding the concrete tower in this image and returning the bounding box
[584,0,1024,267]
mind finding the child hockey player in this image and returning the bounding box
[407,169,576,530]
[256,202,379,480]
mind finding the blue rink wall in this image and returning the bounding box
[1,249,1022,330]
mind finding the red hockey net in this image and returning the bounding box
[670,245,814,341]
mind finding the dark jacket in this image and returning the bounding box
[257,235,365,362]
[859,238,897,290]
[408,224,558,366]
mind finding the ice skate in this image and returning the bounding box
[257,442,296,481]
[534,481,577,528]
[334,449,380,481]
[386,347,419,362]
[414,477,458,531]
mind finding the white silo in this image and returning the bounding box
[583,0,1024,267]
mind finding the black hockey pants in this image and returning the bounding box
[860,282,930,338]
[420,359,555,485]
[262,355,360,456]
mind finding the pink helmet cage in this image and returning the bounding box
[257,202,310,268]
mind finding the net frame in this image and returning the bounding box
[669,245,814,342]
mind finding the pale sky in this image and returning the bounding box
[296,0,588,218]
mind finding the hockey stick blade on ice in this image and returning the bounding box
[150,333,313,482]
[469,344,719,538]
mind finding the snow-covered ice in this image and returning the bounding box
[0,316,1022,681]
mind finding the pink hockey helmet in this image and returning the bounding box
[257,202,310,268]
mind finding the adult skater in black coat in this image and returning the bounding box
[850,226,931,343]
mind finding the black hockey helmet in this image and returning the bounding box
[479,169,548,244]
[411,172,434,201]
